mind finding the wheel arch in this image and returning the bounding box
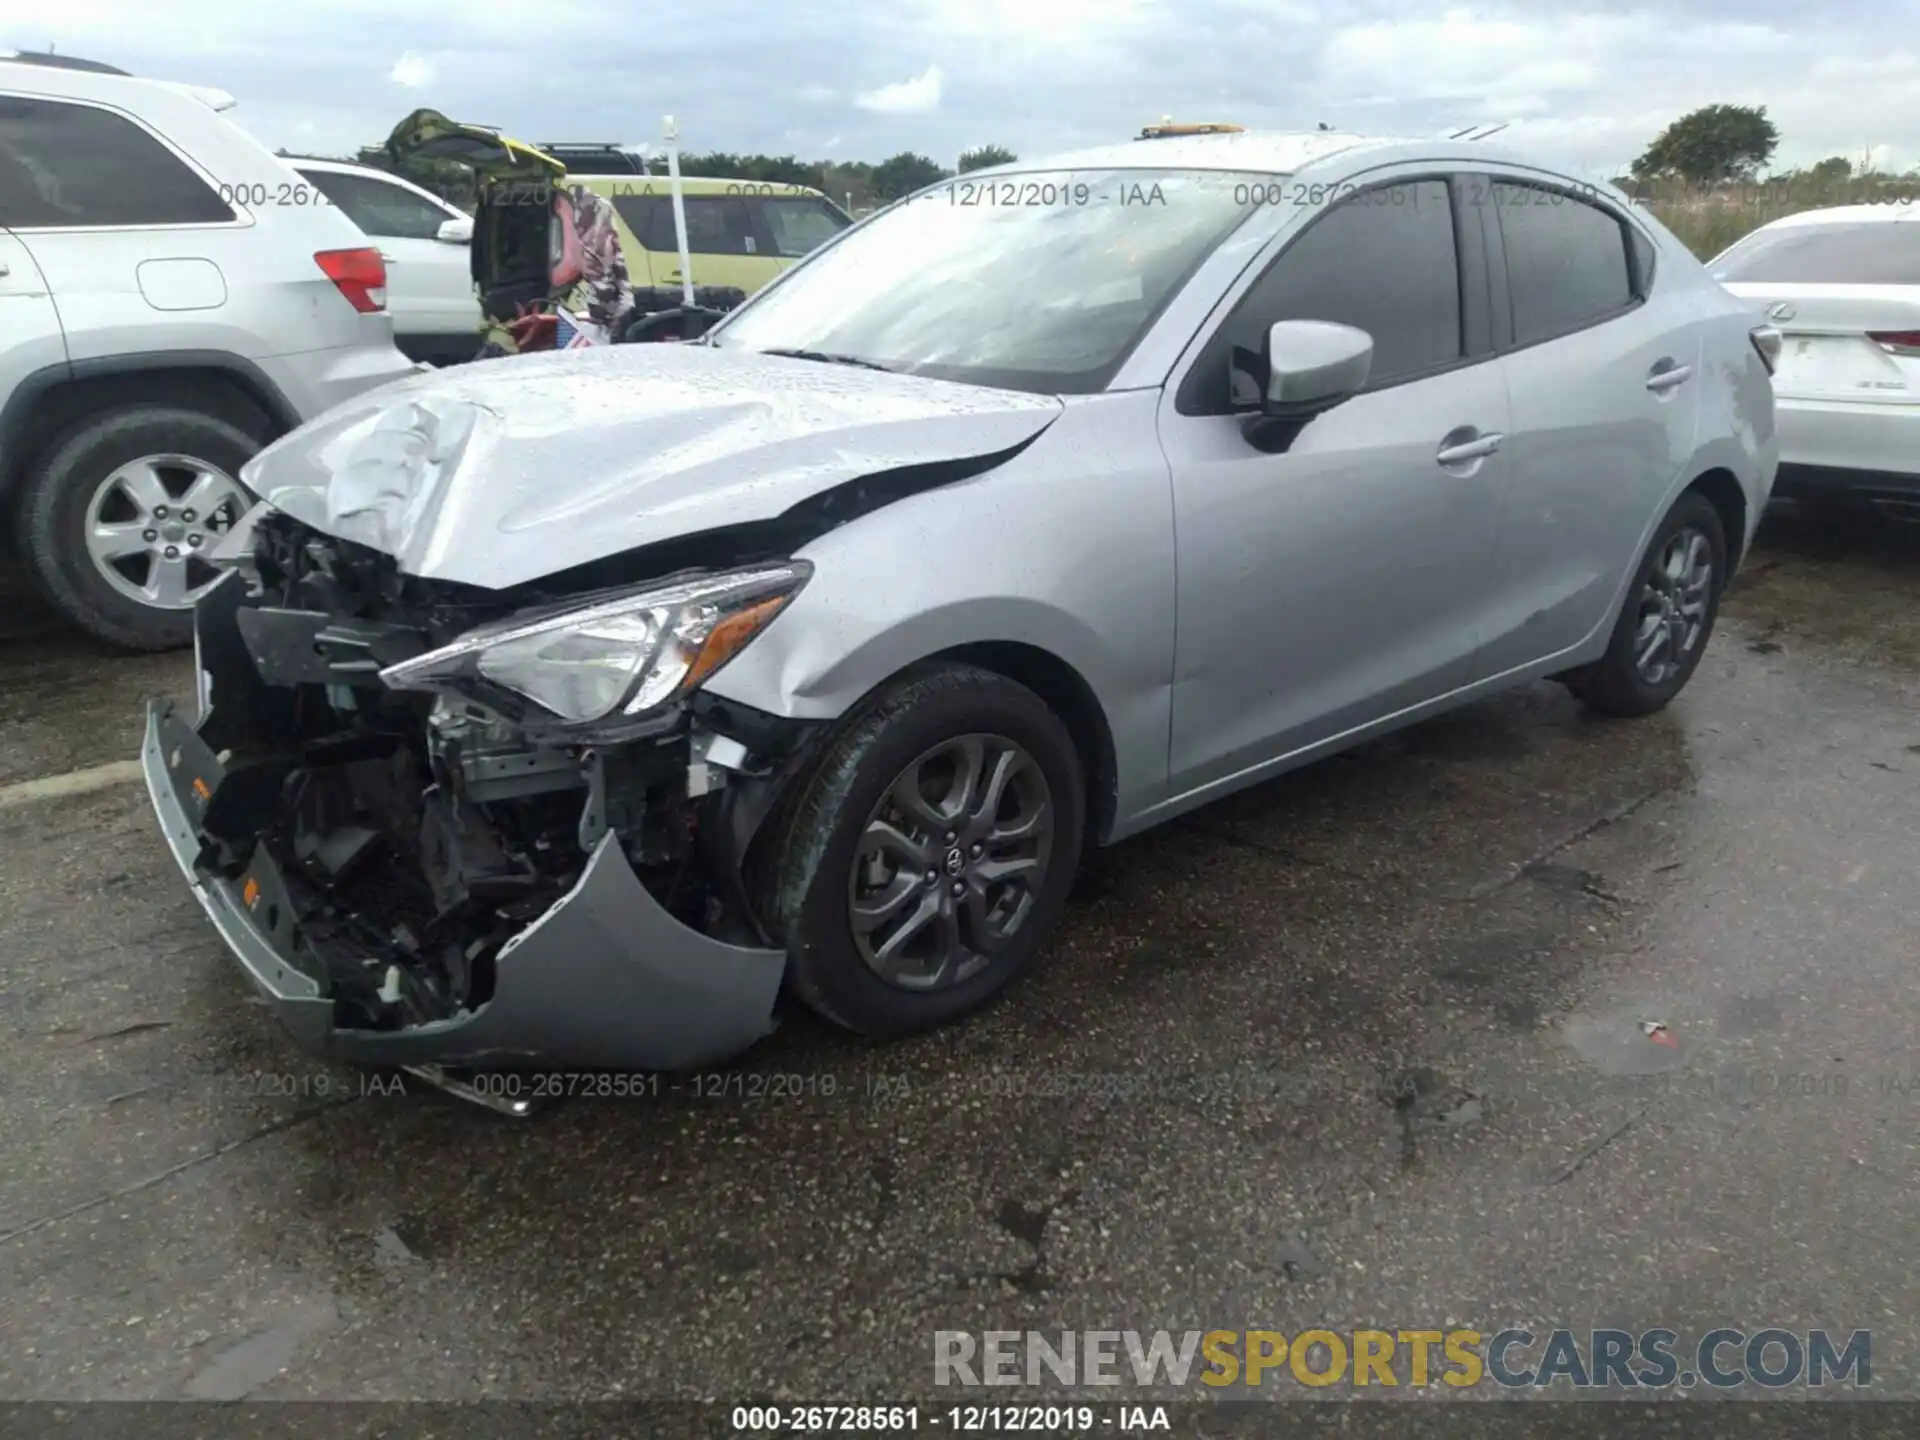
[1,354,297,535]
[924,639,1120,849]
[1683,465,1749,575]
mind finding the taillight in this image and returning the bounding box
[1868,330,1920,357]
[1749,324,1783,375]
[314,247,387,313]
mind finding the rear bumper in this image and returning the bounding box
[1773,463,1920,503]
[141,591,787,1071]
[1774,395,1920,482]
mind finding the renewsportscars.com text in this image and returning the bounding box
[934,1327,1871,1390]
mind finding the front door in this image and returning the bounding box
[1160,175,1511,798]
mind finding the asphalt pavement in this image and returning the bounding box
[1,508,1916,1414]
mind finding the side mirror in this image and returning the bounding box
[1251,320,1373,418]
[436,216,474,244]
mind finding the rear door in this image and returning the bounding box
[1712,220,1920,408]
[0,229,68,472]
[677,194,767,292]
[1469,171,1702,678]
[297,166,479,357]
[0,90,243,362]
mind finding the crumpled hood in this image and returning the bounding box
[240,344,1063,590]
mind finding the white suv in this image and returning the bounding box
[0,52,420,648]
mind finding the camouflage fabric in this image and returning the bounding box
[476,185,634,358]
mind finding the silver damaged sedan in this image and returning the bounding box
[143,131,1780,1079]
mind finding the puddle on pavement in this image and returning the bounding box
[1559,1012,1688,1076]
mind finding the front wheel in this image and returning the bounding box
[1565,491,1727,718]
[758,663,1086,1037]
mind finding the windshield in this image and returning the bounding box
[1710,219,1920,285]
[712,168,1269,394]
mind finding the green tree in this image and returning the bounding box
[1631,103,1779,186]
[957,144,1017,173]
[1806,155,1852,184]
[870,151,951,201]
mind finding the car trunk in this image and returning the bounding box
[1721,282,1920,405]
[382,108,567,320]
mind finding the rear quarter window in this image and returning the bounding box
[0,94,235,227]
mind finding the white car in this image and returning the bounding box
[292,159,480,366]
[1710,203,1920,514]
[0,51,419,648]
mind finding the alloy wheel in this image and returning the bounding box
[848,733,1056,991]
[1632,525,1715,686]
[84,454,247,609]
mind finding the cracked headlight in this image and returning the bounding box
[378,562,810,725]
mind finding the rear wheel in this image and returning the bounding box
[1565,491,1726,718]
[19,405,258,650]
[759,663,1086,1037]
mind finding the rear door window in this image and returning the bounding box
[608,194,675,251]
[682,196,758,255]
[1491,181,1635,345]
[1709,221,1920,285]
[0,94,235,228]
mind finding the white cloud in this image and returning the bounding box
[856,64,943,115]
[388,51,433,87]
[796,84,837,103]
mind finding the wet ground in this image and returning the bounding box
[1,506,1917,1412]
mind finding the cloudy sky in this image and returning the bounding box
[8,0,1917,178]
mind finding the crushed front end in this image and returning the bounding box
[142,507,823,1071]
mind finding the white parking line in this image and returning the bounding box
[0,759,145,810]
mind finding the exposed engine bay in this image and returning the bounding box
[185,507,824,1042]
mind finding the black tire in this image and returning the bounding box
[1566,491,1727,718]
[18,405,262,650]
[758,663,1086,1037]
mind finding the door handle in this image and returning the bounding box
[1646,362,1692,392]
[1436,431,1504,466]
[0,261,9,277]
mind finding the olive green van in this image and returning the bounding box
[567,175,853,294]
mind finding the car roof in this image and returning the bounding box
[0,49,129,74]
[1754,201,1920,229]
[0,55,235,110]
[295,157,413,178]
[972,128,1566,179]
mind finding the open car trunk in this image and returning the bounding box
[383,108,568,321]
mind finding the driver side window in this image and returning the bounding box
[1179,178,1463,414]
